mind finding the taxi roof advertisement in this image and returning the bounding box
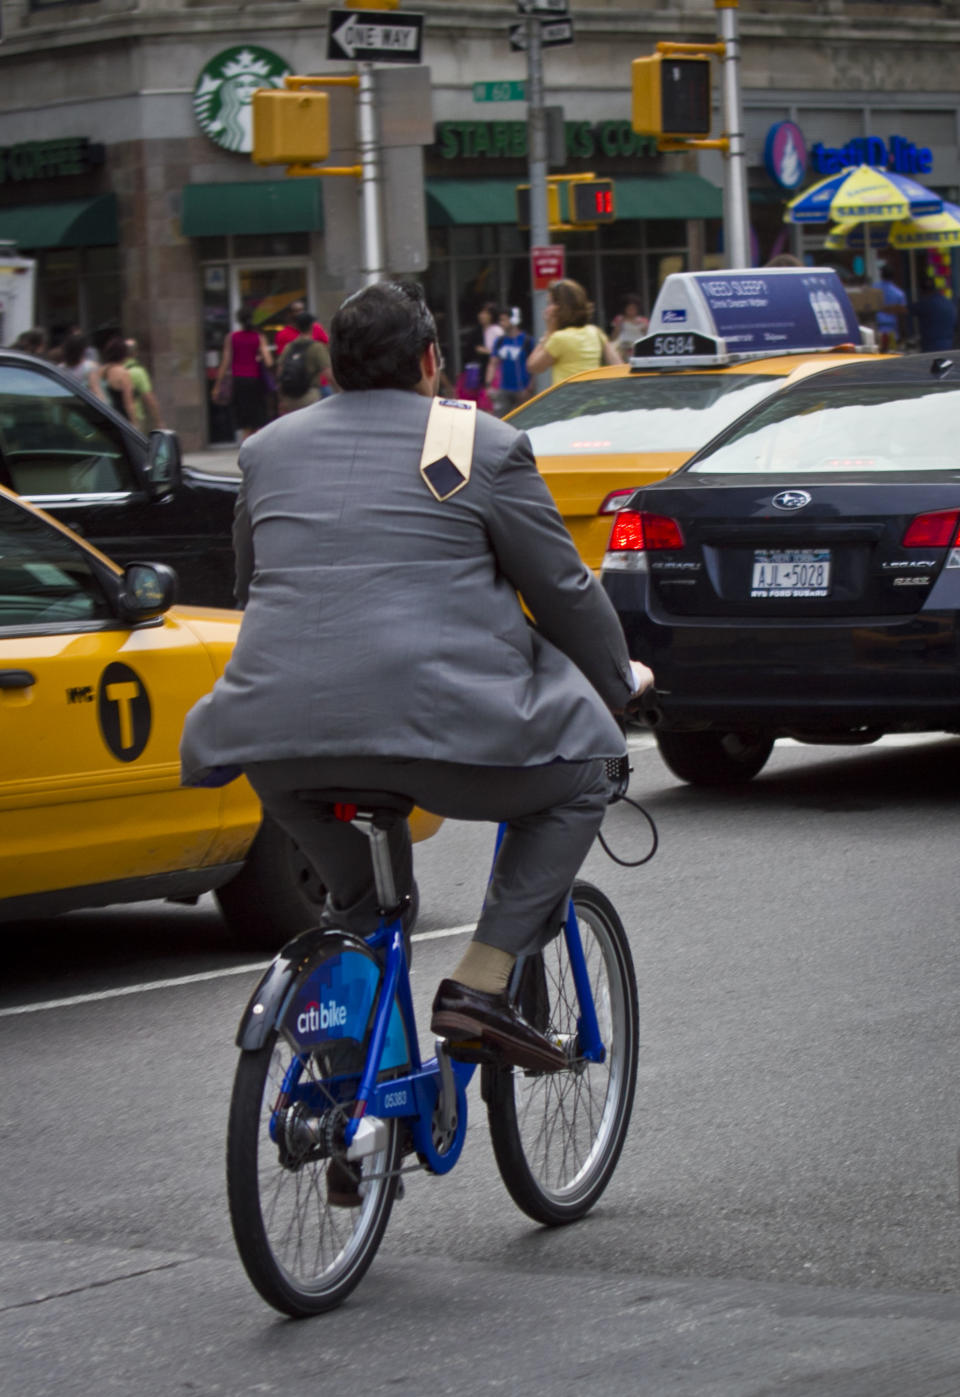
[653,269,861,353]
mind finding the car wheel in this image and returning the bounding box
[216,815,328,951]
[655,730,773,786]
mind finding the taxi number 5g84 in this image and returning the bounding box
[652,334,696,356]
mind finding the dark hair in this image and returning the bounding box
[549,278,590,328]
[15,328,46,355]
[237,308,254,331]
[294,310,315,335]
[61,331,88,367]
[330,281,437,391]
[102,335,127,364]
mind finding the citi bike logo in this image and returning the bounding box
[297,999,348,1034]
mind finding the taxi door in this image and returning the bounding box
[0,493,223,903]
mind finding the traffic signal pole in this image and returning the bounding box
[357,63,386,284]
[716,0,749,268]
[526,16,550,382]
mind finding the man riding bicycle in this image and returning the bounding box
[181,280,651,1073]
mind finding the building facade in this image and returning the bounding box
[0,0,957,447]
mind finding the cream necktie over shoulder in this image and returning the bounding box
[419,397,477,502]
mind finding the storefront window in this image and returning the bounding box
[232,233,310,259]
[238,265,311,334]
[35,246,121,345]
[423,215,698,375]
[196,236,228,261]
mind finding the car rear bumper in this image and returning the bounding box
[606,574,960,735]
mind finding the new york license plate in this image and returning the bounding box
[751,548,831,597]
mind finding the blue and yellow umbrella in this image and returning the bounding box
[825,201,960,252]
[785,165,942,225]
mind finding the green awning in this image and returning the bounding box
[180,180,324,237]
[426,178,520,226]
[614,173,722,220]
[0,194,118,249]
[425,173,722,226]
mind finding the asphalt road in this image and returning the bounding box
[3,735,960,1395]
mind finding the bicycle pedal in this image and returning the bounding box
[443,1037,497,1066]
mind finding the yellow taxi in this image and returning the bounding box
[507,268,884,571]
[0,485,441,947]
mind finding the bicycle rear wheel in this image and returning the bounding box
[227,1030,401,1317]
[486,881,638,1226]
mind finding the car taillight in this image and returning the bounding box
[902,509,960,548]
[607,510,684,551]
[599,488,640,515]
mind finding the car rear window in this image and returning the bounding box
[689,381,960,474]
[508,374,788,455]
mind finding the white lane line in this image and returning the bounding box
[0,922,474,1018]
[412,922,472,942]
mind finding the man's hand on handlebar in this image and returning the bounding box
[629,660,654,699]
[613,660,655,716]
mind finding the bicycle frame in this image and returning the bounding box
[266,820,605,1177]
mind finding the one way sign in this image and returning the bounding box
[327,8,424,63]
[509,17,575,50]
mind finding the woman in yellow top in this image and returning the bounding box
[526,278,622,385]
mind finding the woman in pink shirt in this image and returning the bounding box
[213,308,273,440]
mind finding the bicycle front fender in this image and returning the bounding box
[235,928,362,1050]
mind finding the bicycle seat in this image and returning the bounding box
[297,789,416,825]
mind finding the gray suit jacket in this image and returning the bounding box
[180,388,634,783]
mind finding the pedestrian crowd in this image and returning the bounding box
[8,321,164,432]
[211,299,332,442]
[455,280,650,417]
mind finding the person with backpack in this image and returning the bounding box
[277,311,332,415]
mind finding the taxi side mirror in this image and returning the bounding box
[145,429,182,499]
[118,561,178,622]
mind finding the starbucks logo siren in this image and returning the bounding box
[194,46,292,154]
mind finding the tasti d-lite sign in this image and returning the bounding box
[812,134,933,176]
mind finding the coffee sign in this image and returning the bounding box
[0,137,104,184]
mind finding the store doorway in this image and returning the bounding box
[203,260,314,443]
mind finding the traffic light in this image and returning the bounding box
[251,89,330,166]
[516,182,562,230]
[569,178,616,225]
[631,54,711,139]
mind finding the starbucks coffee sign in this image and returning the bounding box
[194,46,291,154]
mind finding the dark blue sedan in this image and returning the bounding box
[602,352,960,784]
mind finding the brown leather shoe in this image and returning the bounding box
[430,979,566,1073]
[326,1157,363,1209]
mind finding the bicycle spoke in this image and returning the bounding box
[487,885,638,1222]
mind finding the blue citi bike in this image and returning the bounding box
[226,775,642,1317]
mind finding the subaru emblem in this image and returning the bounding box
[771,489,811,511]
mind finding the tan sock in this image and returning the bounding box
[451,941,516,995]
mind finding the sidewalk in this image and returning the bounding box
[183,445,240,479]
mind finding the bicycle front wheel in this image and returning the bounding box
[486,881,638,1226]
[227,1030,401,1317]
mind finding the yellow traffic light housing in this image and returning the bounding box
[569,178,616,226]
[631,54,711,139]
[516,183,562,230]
[252,89,330,166]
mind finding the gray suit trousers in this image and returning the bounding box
[244,756,610,957]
